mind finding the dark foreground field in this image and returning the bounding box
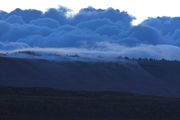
[0,87,180,120]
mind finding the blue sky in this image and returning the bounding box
[0,0,179,24]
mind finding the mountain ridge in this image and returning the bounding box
[0,56,180,97]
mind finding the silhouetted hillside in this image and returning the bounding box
[0,57,180,97]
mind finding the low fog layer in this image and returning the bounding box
[1,44,180,61]
[1,7,180,60]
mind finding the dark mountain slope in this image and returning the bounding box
[0,57,180,97]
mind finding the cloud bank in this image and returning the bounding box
[0,7,180,60]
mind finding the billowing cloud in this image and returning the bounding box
[19,29,108,47]
[5,15,25,24]
[125,25,161,45]
[0,22,52,42]
[96,25,120,36]
[6,8,43,23]
[0,21,10,37]
[30,18,60,28]
[43,7,69,25]
[0,7,133,47]
[0,7,180,60]
[77,18,113,30]
[71,7,133,25]
[0,10,7,19]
